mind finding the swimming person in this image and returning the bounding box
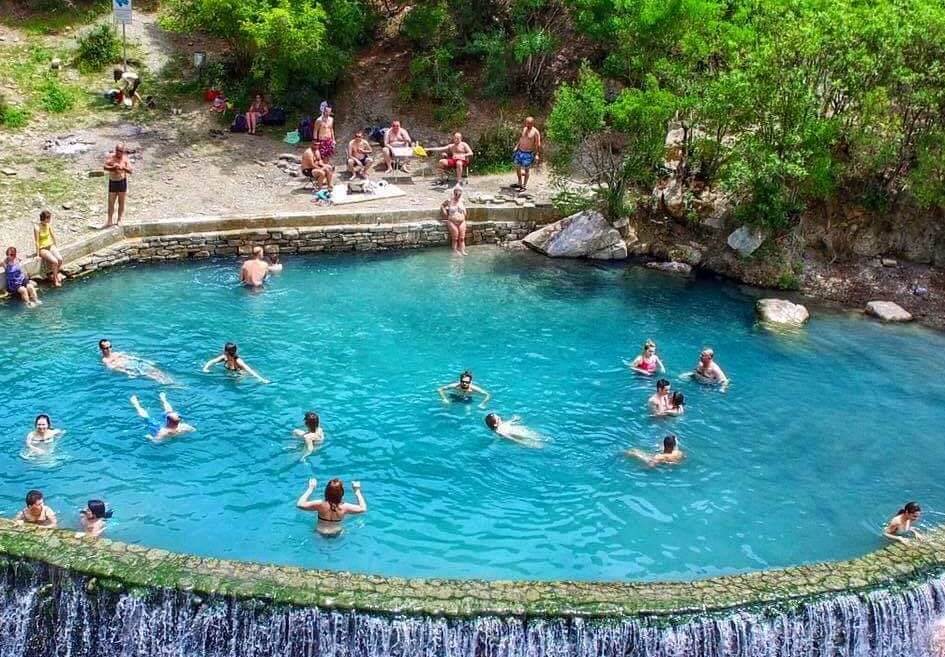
[268,253,283,273]
[99,339,173,384]
[670,391,685,414]
[25,414,65,456]
[626,434,685,467]
[438,370,490,408]
[296,478,367,536]
[648,378,682,416]
[629,339,665,375]
[130,392,195,442]
[79,499,113,537]
[691,347,729,389]
[484,413,543,447]
[884,502,924,543]
[293,411,325,459]
[240,246,270,288]
[203,342,270,383]
[16,490,57,527]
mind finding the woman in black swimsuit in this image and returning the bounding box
[296,478,367,536]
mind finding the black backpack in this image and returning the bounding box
[230,113,248,133]
[263,107,287,126]
[298,116,313,142]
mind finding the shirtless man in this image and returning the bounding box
[429,132,473,182]
[103,143,132,227]
[438,370,491,408]
[626,434,684,467]
[99,338,173,384]
[301,141,335,190]
[484,413,544,447]
[381,120,413,172]
[346,132,374,179]
[692,347,729,389]
[313,102,336,161]
[512,117,541,190]
[130,392,195,442]
[648,378,681,416]
[240,246,269,287]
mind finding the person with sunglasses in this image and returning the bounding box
[437,370,491,408]
[98,339,173,384]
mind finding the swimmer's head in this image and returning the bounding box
[304,411,320,432]
[86,499,113,519]
[269,253,280,264]
[663,434,677,453]
[165,412,181,429]
[671,391,685,408]
[899,501,921,519]
[325,479,344,508]
[459,370,473,389]
[98,339,112,354]
[700,348,715,362]
[656,378,670,393]
[253,246,264,258]
[40,209,51,224]
[224,342,238,357]
[643,339,656,354]
[484,413,500,430]
[25,489,44,509]
[34,414,51,431]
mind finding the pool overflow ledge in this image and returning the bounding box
[9,206,561,281]
[1,519,944,619]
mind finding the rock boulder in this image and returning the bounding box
[865,301,913,322]
[522,210,627,260]
[727,225,766,257]
[645,261,692,276]
[756,298,810,327]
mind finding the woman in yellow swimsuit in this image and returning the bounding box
[34,209,64,286]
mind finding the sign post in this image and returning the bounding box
[112,0,133,71]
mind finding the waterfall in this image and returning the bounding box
[1,560,943,657]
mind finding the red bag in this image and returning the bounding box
[204,89,221,102]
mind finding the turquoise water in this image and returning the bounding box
[2,247,944,582]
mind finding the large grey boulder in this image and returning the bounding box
[727,225,766,257]
[523,210,626,260]
[645,261,692,276]
[865,301,913,322]
[756,298,810,327]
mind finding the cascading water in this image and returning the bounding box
[1,560,942,657]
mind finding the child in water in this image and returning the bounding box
[484,413,543,447]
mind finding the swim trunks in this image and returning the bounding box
[445,158,466,168]
[315,139,335,159]
[513,149,535,168]
[302,168,314,179]
[108,178,128,193]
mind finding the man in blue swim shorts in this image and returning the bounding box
[512,116,542,191]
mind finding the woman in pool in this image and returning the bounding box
[268,253,283,273]
[629,339,665,375]
[16,490,57,528]
[25,414,65,455]
[484,413,543,447]
[203,342,270,383]
[293,411,324,458]
[4,246,41,307]
[440,185,468,256]
[296,478,367,536]
[884,502,924,543]
[34,210,64,286]
[691,347,729,389]
[438,370,491,408]
[79,499,113,537]
[626,434,684,467]
[670,391,685,414]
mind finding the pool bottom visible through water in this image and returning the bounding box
[2,247,945,582]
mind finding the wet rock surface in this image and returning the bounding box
[756,298,811,327]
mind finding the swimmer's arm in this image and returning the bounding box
[202,355,225,372]
[296,479,321,510]
[129,395,149,419]
[45,508,58,528]
[473,385,491,408]
[237,358,270,384]
[883,530,909,543]
[159,392,174,415]
[437,383,455,403]
[656,356,666,373]
[346,482,367,513]
[911,526,925,540]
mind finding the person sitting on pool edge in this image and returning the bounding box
[692,347,729,389]
[203,342,270,384]
[884,502,924,544]
[25,414,65,456]
[99,338,174,384]
[79,499,113,537]
[438,370,490,408]
[648,379,682,416]
[294,411,325,459]
[629,339,665,375]
[130,392,195,442]
[4,246,42,307]
[296,477,367,536]
[626,434,684,467]
[484,413,543,447]
[16,489,57,527]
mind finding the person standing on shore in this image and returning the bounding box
[104,143,132,228]
[313,102,336,160]
[512,117,541,191]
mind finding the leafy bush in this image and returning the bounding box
[401,2,452,47]
[472,122,518,172]
[0,95,30,128]
[76,24,121,72]
[39,77,77,113]
[404,48,468,126]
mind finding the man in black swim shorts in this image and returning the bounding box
[104,143,132,227]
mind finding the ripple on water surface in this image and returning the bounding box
[2,248,945,581]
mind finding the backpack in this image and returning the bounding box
[263,107,287,126]
[298,116,313,142]
[230,113,248,133]
[368,126,387,144]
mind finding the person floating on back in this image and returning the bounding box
[484,413,544,447]
[16,489,57,527]
[293,411,325,459]
[626,434,685,467]
[130,392,195,442]
[203,342,270,383]
[438,370,490,408]
[296,478,367,537]
[884,502,924,543]
[99,339,173,384]
[240,246,270,288]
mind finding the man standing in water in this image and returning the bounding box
[648,378,681,416]
[103,143,132,227]
[512,117,541,191]
[240,246,270,288]
[438,370,491,408]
